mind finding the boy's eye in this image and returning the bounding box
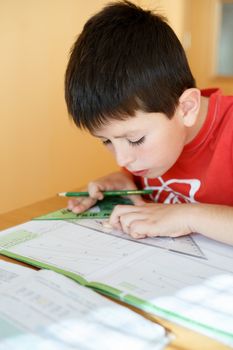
[128,136,145,146]
[102,137,145,146]
[102,139,111,145]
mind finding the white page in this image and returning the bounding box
[1,220,233,346]
[72,218,205,258]
[0,221,149,279]
[0,269,169,350]
[0,259,34,288]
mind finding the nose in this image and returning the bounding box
[114,146,135,167]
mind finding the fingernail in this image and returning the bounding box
[103,221,112,229]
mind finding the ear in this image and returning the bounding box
[178,88,201,127]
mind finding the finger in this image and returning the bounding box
[67,199,81,210]
[117,212,146,235]
[88,182,105,200]
[102,221,112,229]
[130,232,147,239]
[112,221,123,232]
[117,215,148,238]
[102,220,124,232]
[119,214,131,235]
[128,220,150,239]
[129,219,164,238]
[72,197,97,213]
[109,205,140,228]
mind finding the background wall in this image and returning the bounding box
[0,0,187,214]
[186,0,233,94]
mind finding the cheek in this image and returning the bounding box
[162,139,184,165]
[142,130,185,169]
[134,142,158,165]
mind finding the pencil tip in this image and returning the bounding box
[58,192,66,197]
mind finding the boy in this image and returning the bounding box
[65,1,233,244]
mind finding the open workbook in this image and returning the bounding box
[0,216,233,347]
[0,260,170,349]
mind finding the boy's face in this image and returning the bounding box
[93,110,188,178]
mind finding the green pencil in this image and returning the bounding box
[58,189,153,197]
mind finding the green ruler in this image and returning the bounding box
[33,196,132,220]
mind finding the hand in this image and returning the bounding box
[109,203,193,239]
[67,171,145,214]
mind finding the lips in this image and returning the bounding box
[130,169,148,177]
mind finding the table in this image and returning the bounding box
[0,196,230,350]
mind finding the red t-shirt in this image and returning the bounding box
[137,89,233,205]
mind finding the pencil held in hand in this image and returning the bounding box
[58,189,153,197]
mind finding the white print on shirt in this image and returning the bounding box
[144,176,201,204]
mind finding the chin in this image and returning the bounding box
[144,169,166,179]
[144,172,157,179]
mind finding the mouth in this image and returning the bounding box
[130,169,148,177]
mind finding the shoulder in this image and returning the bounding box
[202,88,233,133]
[208,89,233,159]
[202,88,233,118]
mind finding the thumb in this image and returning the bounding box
[88,182,105,200]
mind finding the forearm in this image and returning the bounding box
[189,204,233,245]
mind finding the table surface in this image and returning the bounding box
[0,196,230,350]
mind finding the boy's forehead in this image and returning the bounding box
[92,111,164,138]
[92,115,145,137]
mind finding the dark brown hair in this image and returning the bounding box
[65,0,195,132]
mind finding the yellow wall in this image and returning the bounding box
[0,0,186,214]
[186,0,233,95]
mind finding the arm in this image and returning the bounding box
[109,203,233,245]
[188,204,233,245]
